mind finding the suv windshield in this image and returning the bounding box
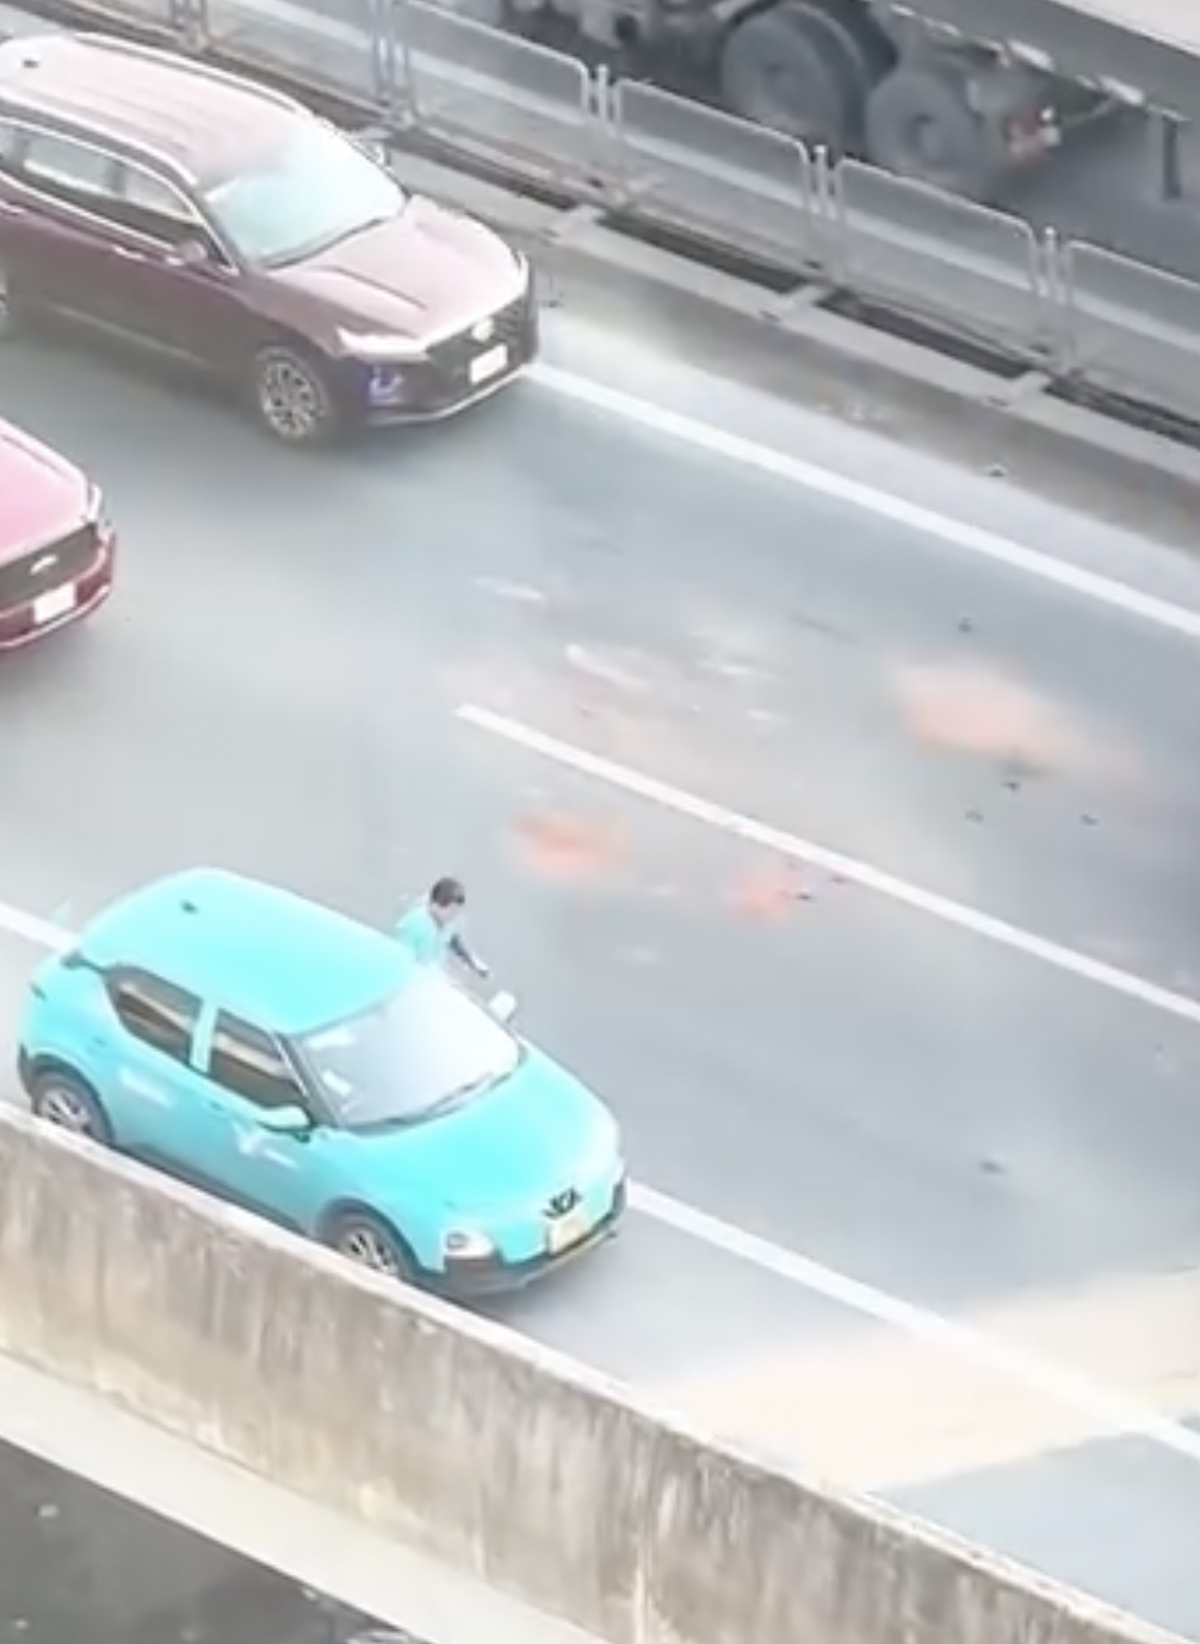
[297,975,521,1129]
[204,122,405,267]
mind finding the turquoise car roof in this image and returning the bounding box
[78,867,413,1036]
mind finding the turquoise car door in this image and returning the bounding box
[102,967,205,1160]
[189,1006,340,1233]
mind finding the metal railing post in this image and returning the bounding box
[1038,226,1070,374]
[594,64,619,206]
[367,0,392,112]
[173,0,205,52]
[810,146,843,285]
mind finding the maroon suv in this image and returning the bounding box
[0,416,115,651]
[0,33,538,446]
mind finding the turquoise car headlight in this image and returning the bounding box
[442,1228,496,1260]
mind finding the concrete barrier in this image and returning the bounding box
[0,1104,1183,1644]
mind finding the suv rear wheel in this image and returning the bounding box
[252,344,340,447]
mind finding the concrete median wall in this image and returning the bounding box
[0,1104,1181,1644]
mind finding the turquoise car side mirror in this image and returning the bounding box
[258,1103,313,1137]
[488,989,517,1025]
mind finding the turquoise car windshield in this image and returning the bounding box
[204,122,405,267]
[297,975,520,1128]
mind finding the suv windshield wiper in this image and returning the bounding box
[263,212,397,270]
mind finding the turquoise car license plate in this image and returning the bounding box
[546,1206,590,1255]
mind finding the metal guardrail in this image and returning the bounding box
[393,1,599,186]
[7,0,1200,431]
[828,161,1053,363]
[1062,243,1200,425]
[203,0,388,103]
[608,80,823,274]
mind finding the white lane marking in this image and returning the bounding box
[634,1183,1200,1469]
[532,364,1200,643]
[458,704,1200,1028]
[4,886,1200,1473]
[657,1263,1200,1490]
[0,900,72,953]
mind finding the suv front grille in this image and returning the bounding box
[427,291,533,380]
[0,524,100,609]
[491,292,530,350]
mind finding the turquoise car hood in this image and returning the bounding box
[349,1045,618,1213]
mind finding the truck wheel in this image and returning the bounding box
[806,0,894,85]
[719,2,864,154]
[865,60,1006,201]
[796,0,892,127]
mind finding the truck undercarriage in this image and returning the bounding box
[498,0,1196,203]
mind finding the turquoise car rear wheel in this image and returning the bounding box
[323,1208,415,1282]
[29,1068,113,1145]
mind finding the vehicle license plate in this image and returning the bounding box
[469,344,508,385]
[546,1206,590,1255]
[33,585,76,625]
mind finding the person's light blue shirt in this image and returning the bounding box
[393,902,452,966]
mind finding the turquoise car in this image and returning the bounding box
[16,868,627,1293]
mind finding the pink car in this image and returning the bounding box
[0,416,115,651]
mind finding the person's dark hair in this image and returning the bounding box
[429,876,466,909]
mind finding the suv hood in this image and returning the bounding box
[267,194,525,343]
[0,418,89,563]
[349,1046,619,1215]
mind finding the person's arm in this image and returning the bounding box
[449,930,489,977]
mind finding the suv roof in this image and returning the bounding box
[79,868,413,1034]
[0,32,306,184]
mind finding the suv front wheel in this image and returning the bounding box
[252,344,340,447]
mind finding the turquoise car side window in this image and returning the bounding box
[207,1011,307,1113]
[106,969,200,1067]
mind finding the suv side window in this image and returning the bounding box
[208,1012,305,1111]
[107,970,201,1064]
[115,160,208,250]
[20,130,120,212]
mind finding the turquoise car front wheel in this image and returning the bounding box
[29,1066,113,1146]
[322,1207,415,1282]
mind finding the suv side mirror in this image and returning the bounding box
[258,1103,313,1137]
[170,236,211,269]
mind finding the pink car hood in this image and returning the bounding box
[0,419,89,564]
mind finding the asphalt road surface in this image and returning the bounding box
[4,297,1200,1634]
[0,1437,390,1644]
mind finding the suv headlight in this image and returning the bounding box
[336,329,429,362]
[442,1228,495,1260]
